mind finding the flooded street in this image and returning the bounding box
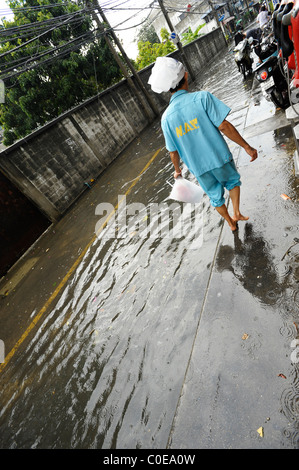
[0,47,298,449]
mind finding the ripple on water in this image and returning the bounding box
[0,48,295,449]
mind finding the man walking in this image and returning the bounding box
[257,5,271,30]
[148,57,258,232]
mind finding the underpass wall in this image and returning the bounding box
[0,28,226,222]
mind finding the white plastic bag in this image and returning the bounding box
[168,176,204,203]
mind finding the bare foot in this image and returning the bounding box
[228,218,238,232]
[232,213,249,222]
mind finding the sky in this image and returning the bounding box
[104,0,152,59]
[0,0,13,18]
[0,0,153,59]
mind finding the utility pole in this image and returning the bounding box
[208,1,226,42]
[208,1,221,28]
[89,0,159,118]
[157,0,195,82]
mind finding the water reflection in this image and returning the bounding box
[195,49,253,107]
[216,223,299,448]
[1,47,298,449]
[216,223,286,306]
[280,367,299,448]
[0,200,209,448]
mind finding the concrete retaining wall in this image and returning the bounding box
[0,28,227,222]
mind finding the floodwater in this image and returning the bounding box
[0,48,298,449]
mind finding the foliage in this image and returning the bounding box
[0,0,122,146]
[136,21,160,44]
[181,24,205,45]
[135,28,175,70]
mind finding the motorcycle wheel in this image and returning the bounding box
[270,88,290,109]
[240,63,246,79]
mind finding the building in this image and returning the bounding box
[148,1,232,40]
[148,1,260,41]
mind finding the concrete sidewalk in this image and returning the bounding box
[169,119,299,448]
[167,87,299,448]
[0,52,298,449]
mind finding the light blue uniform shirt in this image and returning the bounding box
[161,90,232,177]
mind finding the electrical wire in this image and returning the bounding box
[104,2,155,32]
[0,9,92,34]
[1,46,87,80]
[0,29,96,73]
[0,30,101,80]
[0,14,92,44]
[0,0,206,44]
[0,0,210,80]
[0,2,124,81]
[0,2,75,14]
[0,1,149,41]
[0,2,147,79]
[0,7,89,59]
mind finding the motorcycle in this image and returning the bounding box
[248,32,277,61]
[253,2,292,109]
[254,53,290,108]
[233,38,253,79]
[253,39,277,61]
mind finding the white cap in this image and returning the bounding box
[148,56,186,93]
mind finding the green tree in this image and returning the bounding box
[181,24,205,45]
[0,0,122,145]
[135,28,175,70]
[136,21,160,44]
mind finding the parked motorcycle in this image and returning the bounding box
[248,33,277,62]
[233,38,253,79]
[253,2,292,109]
[254,54,290,109]
[253,40,277,61]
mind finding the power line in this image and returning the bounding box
[0,9,90,33]
[0,1,155,42]
[0,2,150,40]
[0,7,89,59]
[0,0,213,80]
[0,28,96,74]
[0,13,92,44]
[0,1,155,55]
[0,2,140,80]
[0,1,76,14]
[105,1,155,31]
[0,34,99,80]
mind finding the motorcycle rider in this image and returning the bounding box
[234,34,253,75]
[234,30,245,46]
[246,28,262,42]
[257,5,271,29]
[246,29,263,62]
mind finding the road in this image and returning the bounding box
[0,47,298,450]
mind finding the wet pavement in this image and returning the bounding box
[0,47,298,449]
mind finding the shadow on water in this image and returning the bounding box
[1,47,298,449]
[215,223,287,306]
[215,222,299,448]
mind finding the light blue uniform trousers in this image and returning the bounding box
[196,160,241,207]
